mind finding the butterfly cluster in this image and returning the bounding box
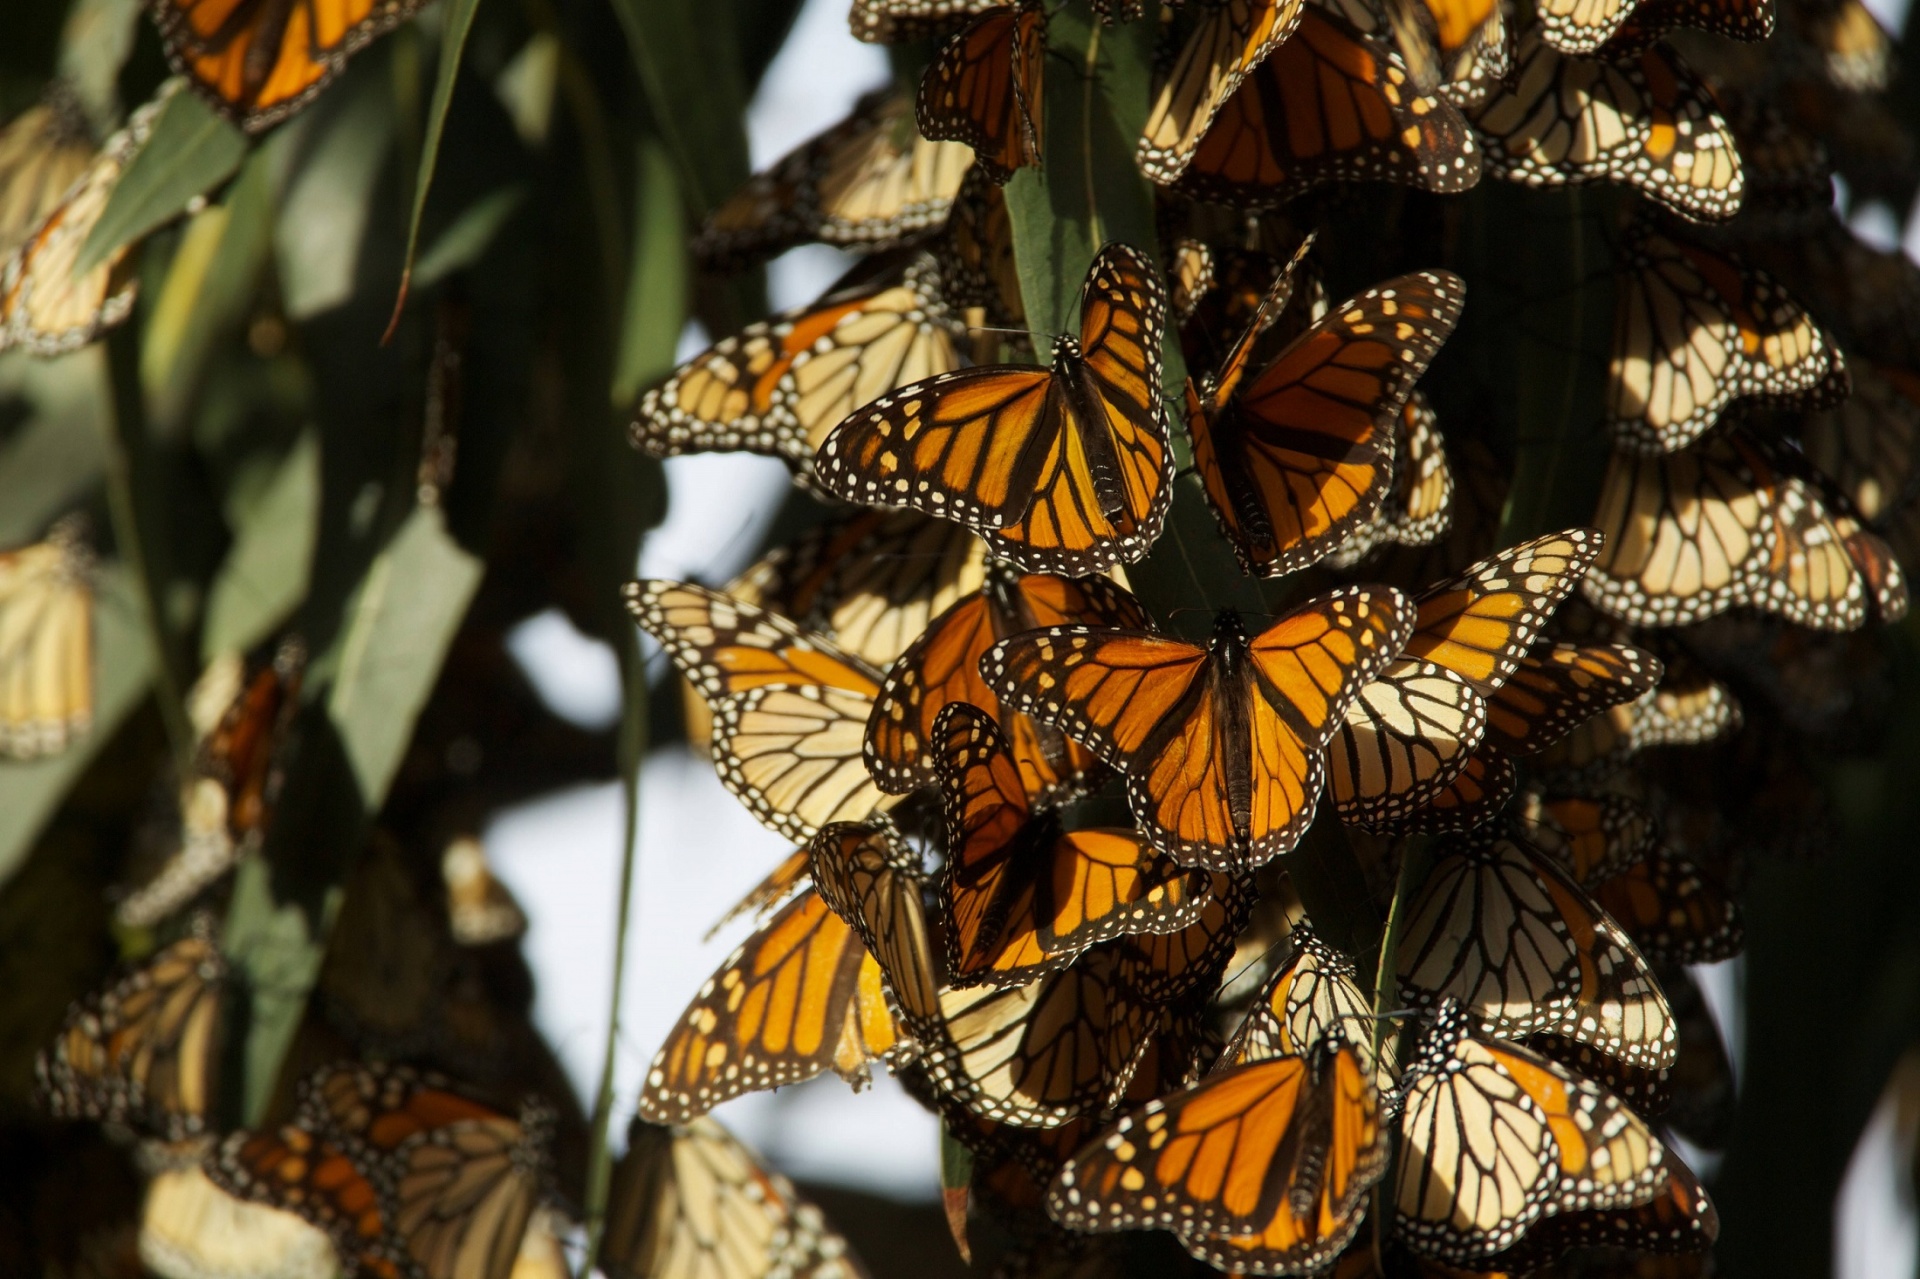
[7,0,1918,1270]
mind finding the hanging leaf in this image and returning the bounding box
[74,84,248,278]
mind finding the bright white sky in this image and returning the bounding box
[492,0,1920,1260]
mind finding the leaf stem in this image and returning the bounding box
[103,324,194,777]
[1082,21,1104,250]
[582,633,648,1274]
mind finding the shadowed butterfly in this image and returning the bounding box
[866,562,1145,798]
[1176,7,1482,207]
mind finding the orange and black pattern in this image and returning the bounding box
[916,3,1047,182]
[1188,268,1465,578]
[150,0,432,132]
[1177,8,1482,207]
[985,587,1416,869]
[817,243,1173,576]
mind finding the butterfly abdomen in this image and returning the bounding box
[1054,336,1131,522]
[1209,613,1258,843]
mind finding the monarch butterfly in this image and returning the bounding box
[1609,223,1847,455]
[1328,530,1602,830]
[209,1119,401,1277]
[1583,430,1779,627]
[1747,212,1920,375]
[1186,267,1465,578]
[809,818,943,1024]
[0,516,95,759]
[639,887,909,1123]
[1322,392,1456,570]
[917,3,1046,182]
[1218,921,1397,1088]
[1110,869,1255,1005]
[626,580,894,842]
[1521,793,1743,964]
[1466,31,1744,224]
[1794,0,1890,91]
[1534,651,1736,776]
[849,0,1003,42]
[1488,1152,1717,1272]
[1176,7,1482,208]
[139,1164,340,1279]
[693,90,973,270]
[817,243,1173,577]
[1397,829,1677,1070]
[707,846,814,938]
[908,943,1161,1127]
[117,635,308,927]
[732,509,991,672]
[1588,430,1905,630]
[1394,1000,1667,1264]
[632,253,966,483]
[441,836,527,947]
[1801,361,1920,551]
[1047,1037,1389,1273]
[216,1062,552,1279]
[929,703,1203,988]
[0,88,94,261]
[1172,237,1329,377]
[1136,0,1307,184]
[1435,1,1510,109]
[985,586,1416,870]
[151,0,431,131]
[867,565,1144,798]
[1480,640,1666,761]
[1534,0,1767,54]
[0,86,164,356]
[935,166,1026,331]
[36,930,226,1140]
[603,1116,873,1279]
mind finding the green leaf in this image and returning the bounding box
[612,137,688,406]
[272,77,394,321]
[325,505,484,804]
[0,568,154,890]
[610,0,751,215]
[1002,4,1164,354]
[386,0,485,338]
[221,854,341,1122]
[55,0,142,131]
[200,430,319,661]
[0,348,111,548]
[411,184,527,291]
[75,86,248,278]
[140,144,275,433]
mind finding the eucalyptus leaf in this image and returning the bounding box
[612,138,687,406]
[610,0,750,214]
[388,0,485,335]
[274,79,394,321]
[0,348,111,547]
[201,430,319,661]
[75,86,247,278]
[411,184,527,291]
[326,506,483,805]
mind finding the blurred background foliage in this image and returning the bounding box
[5,0,1920,1274]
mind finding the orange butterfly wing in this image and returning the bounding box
[153,0,430,131]
[639,889,898,1123]
[211,1123,401,1278]
[932,703,1202,988]
[1190,271,1464,577]
[865,567,1144,797]
[916,5,1046,181]
[1178,8,1482,207]
[1049,1044,1387,1273]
